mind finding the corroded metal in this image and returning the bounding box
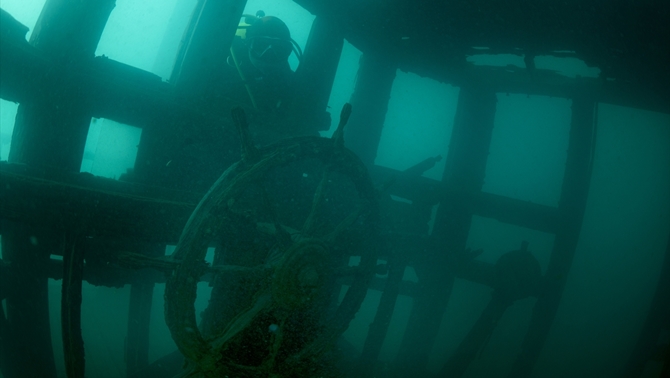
[164,104,379,377]
[272,239,332,310]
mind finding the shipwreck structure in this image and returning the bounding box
[1,0,669,377]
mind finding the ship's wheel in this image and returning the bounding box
[164,104,379,377]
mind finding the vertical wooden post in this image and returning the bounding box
[344,53,397,167]
[125,283,154,375]
[621,229,670,377]
[125,244,164,376]
[61,232,86,378]
[507,95,596,378]
[0,297,6,377]
[129,4,245,367]
[171,0,247,102]
[395,86,497,376]
[357,250,409,376]
[3,1,114,377]
[1,223,59,378]
[134,0,245,189]
[440,295,510,377]
[289,16,344,134]
[9,0,115,170]
[0,256,7,375]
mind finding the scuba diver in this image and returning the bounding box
[228,11,303,112]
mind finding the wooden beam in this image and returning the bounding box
[39,248,496,299]
[622,228,670,377]
[507,94,597,378]
[8,0,115,170]
[30,0,115,60]
[358,250,410,374]
[0,23,215,131]
[0,163,199,244]
[2,1,118,374]
[396,86,497,375]
[406,63,670,116]
[85,57,176,126]
[473,191,560,234]
[124,244,163,376]
[345,53,397,166]
[61,233,86,378]
[0,254,12,376]
[0,10,49,103]
[0,296,7,376]
[370,165,561,234]
[295,0,670,115]
[0,221,58,378]
[289,16,344,133]
[172,0,246,101]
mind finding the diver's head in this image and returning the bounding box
[246,16,293,77]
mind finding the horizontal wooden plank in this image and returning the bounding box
[297,0,670,115]
[473,191,560,234]
[0,162,201,244]
[370,165,560,234]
